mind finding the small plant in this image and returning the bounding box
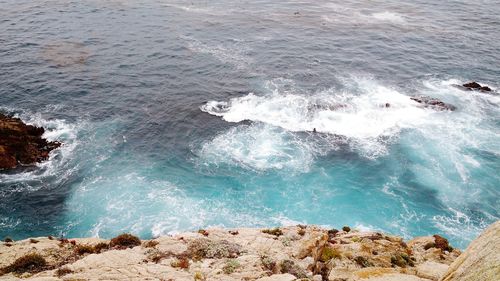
[1,253,47,274]
[144,240,159,248]
[55,267,73,277]
[228,230,239,235]
[260,255,277,273]
[390,253,414,268]
[75,244,95,255]
[297,228,306,236]
[194,271,205,281]
[328,229,339,236]
[29,238,39,244]
[222,259,240,274]
[342,226,351,232]
[171,257,190,269]
[93,242,110,253]
[354,256,373,268]
[279,259,307,278]
[198,229,209,236]
[351,236,360,242]
[110,233,141,249]
[320,246,342,262]
[262,228,283,236]
[146,249,169,263]
[48,236,54,240]
[281,237,292,246]
[3,237,13,243]
[424,242,435,250]
[186,238,241,260]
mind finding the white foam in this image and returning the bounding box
[203,78,432,138]
[197,123,316,172]
[164,3,228,16]
[371,11,406,24]
[432,208,490,243]
[184,37,252,70]
[0,111,79,184]
[201,78,433,158]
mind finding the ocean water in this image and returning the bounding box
[0,0,499,249]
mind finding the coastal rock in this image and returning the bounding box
[461,81,492,92]
[0,226,472,281]
[256,273,296,281]
[410,96,456,111]
[440,220,500,281]
[0,113,61,170]
[408,236,460,265]
[453,81,493,93]
[416,261,449,281]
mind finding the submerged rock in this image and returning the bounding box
[410,96,456,111]
[0,113,61,170]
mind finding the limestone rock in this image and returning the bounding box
[0,226,462,281]
[440,221,500,281]
[416,261,449,281]
[256,273,296,281]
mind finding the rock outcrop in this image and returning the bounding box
[2,222,498,281]
[440,221,500,281]
[461,82,492,92]
[0,226,465,281]
[410,96,456,111]
[0,113,61,170]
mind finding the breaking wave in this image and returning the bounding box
[201,78,449,159]
[0,110,79,186]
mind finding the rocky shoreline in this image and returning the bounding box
[0,113,61,170]
[1,221,498,281]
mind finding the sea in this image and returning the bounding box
[1,0,499,249]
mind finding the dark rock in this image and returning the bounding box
[462,82,481,89]
[410,96,456,111]
[461,82,492,92]
[433,234,453,252]
[0,113,61,170]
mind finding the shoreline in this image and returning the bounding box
[2,222,497,281]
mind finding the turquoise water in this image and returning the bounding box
[1,0,499,249]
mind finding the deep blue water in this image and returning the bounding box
[1,0,499,249]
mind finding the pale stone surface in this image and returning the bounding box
[416,261,449,281]
[256,273,296,281]
[441,221,500,281]
[0,224,478,281]
[366,273,432,281]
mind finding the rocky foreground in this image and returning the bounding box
[1,221,498,281]
[0,113,61,170]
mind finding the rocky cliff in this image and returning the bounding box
[440,221,499,281]
[0,224,476,281]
